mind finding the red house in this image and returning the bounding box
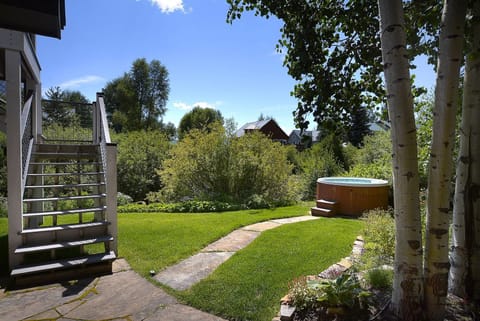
[235,119,289,144]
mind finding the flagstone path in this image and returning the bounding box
[154,215,320,290]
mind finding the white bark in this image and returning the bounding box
[378,1,423,320]
[450,1,480,302]
[424,1,466,320]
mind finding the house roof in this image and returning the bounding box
[289,130,321,142]
[0,0,66,39]
[369,120,391,132]
[235,119,288,140]
[235,119,271,137]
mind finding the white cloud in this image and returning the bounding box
[59,75,105,89]
[173,101,217,111]
[149,0,184,13]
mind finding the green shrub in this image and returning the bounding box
[295,140,346,200]
[316,273,371,316]
[364,268,393,290]
[159,124,295,205]
[117,192,133,206]
[347,131,392,183]
[360,208,395,268]
[288,276,319,311]
[114,130,171,201]
[288,273,372,320]
[0,197,7,218]
[118,200,244,213]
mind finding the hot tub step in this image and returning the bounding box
[316,199,338,211]
[311,207,336,217]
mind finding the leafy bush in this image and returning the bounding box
[159,124,295,205]
[288,273,372,320]
[288,276,319,311]
[53,191,94,211]
[114,130,171,201]
[364,267,393,290]
[347,131,392,183]
[0,197,7,218]
[316,274,371,316]
[118,200,244,213]
[360,208,395,268]
[295,138,346,200]
[117,192,133,206]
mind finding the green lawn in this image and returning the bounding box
[178,217,363,321]
[0,203,312,277]
[0,204,364,321]
[118,203,312,277]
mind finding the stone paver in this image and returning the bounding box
[155,215,320,291]
[145,304,225,321]
[242,221,281,232]
[271,215,320,225]
[0,215,320,321]
[203,229,260,252]
[155,252,234,291]
[0,259,227,321]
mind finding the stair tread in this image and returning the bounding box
[311,207,332,212]
[24,194,106,202]
[311,206,336,217]
[11,251,116,276]
[36,143,99,148]
[30,162,101,165]
[21,221,109,234]
[25,182,105,189]
[23,206,107,217]
[15,235,114,254]
[318,199,337,205]
[28,172,104,177]
[33,152,97,156]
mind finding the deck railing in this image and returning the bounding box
[94,93,118,254]
[41,99,94,143]
[21,90,34,190]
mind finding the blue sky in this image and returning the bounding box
[37,0,435,134]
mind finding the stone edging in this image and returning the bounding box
[273,236,365,321]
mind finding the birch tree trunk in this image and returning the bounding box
[450,1,480,302]
[424,1,466,320]
[377,1,423,320]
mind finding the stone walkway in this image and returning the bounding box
[154,215,319,290]
[0,215,320,321]
[0,259,226,321]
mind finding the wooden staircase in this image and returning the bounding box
[10,143,116,285]
[311,199,338,217]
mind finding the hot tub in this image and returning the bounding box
[312,177,389,217]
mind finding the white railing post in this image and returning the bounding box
[96,93,117,255]
[6,49,23,269]
[106,143,117,255]
[25,80,43,227]
[92,101,99,144]
[33,82,42,142]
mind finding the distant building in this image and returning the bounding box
[288,130,321,150]
[235,119,289,144]
[368,120,391,132]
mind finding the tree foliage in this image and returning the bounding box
[226,0,433,138]
[43,86,91,127]
[178,106,224,139]
[114,130,171,201]
[347,131,393,182]
[159,124,294,205]
[103,58,170,132]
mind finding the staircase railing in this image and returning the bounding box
[41,99,94,143]
[21,90,35,191]
[94,93,118,255]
